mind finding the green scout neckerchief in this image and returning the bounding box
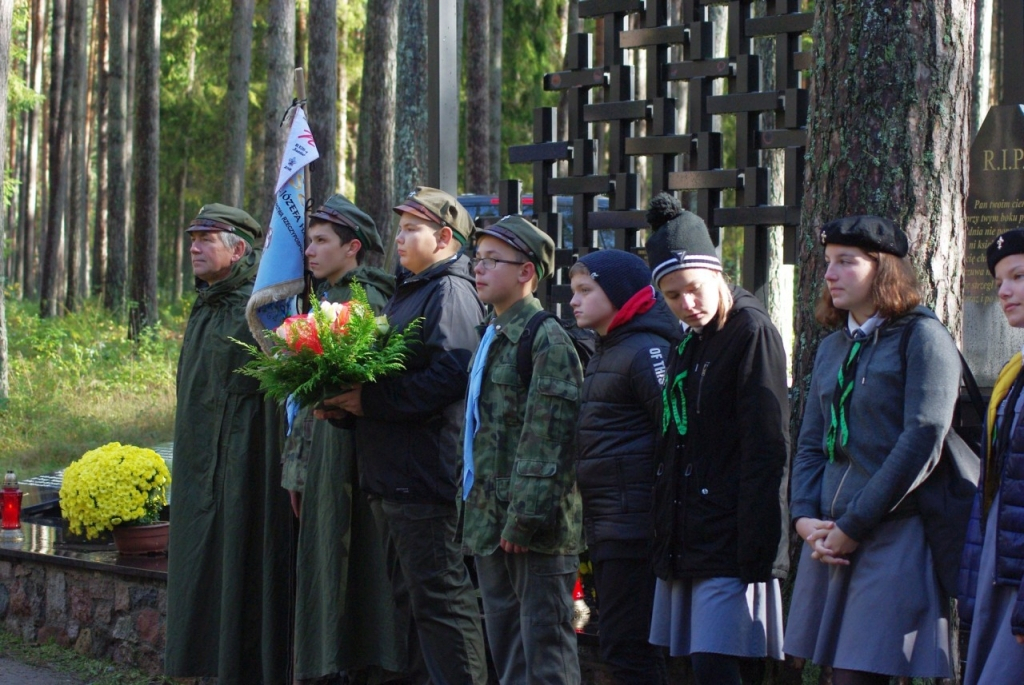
[825,336,866,463]
[662,331,695,436]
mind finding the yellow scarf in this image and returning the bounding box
[985,352,1024,513]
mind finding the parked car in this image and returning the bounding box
[458,194,614,250]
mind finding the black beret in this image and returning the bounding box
[987,228,1024,276]
[819,215,908,258]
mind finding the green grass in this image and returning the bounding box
[0,296,189,478]
[0,627,172,684]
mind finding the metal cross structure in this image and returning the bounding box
[495,0,812,310]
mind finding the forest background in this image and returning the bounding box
[0,0,575,475]
[0,0,1007,483]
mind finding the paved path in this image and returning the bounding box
[0,657,84,684]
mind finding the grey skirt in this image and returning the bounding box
[962,492,1024,685]
[648,576,784,658]
[784,515,951,678]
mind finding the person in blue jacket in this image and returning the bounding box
[959,227,1024,685]
[785,216,959,685]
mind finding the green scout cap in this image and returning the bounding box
[187,203,263,248]
[476,214,555,280]
[393,186,474,245]
[310,194,385,254]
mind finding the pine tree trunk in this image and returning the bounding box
[40,0,70,318]
[174,156,188,301]
[356,0,398,243]
[0,0,15,399]
[223,0,254,209]
[791,1,973,438]
[65,0,89,312]
[393,0,427,244]
[308,0,337,206]
[21,0,44,300]
[19,0,45,299]
[262,0,295,226]
[338,18,348,194]
[489,0,502,188]
[754,0,793,348]
[129,0,159,339]
[91,0,108,298]
[463,0,490,194]
[124,0,137,231]
[104,0,128,313]
[973,0,993,135]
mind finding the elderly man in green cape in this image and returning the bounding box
[165,203,294,684]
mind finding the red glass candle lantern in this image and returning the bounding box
[1,470,24,543]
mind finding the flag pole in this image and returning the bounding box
[294,68,313,313]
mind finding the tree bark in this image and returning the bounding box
[19,0,45,299]
[104,0,128,313]
[791,1,974,433]
[0,0,16,399]
[129,0,160,338]
[463,0,489,193]
[40,0,71,318]
[338,16,348,194]
[91,0,108,298]
[223,0,255,209]
[65,0,89,312]
[308,0,338,206]
[754,0,793,347]
[356,0,398,247]
[172,10,198,303]
[262,0,296,226]
[124,0,138,231]
[393,0,427,222]
[973,0,993,135]
[489,0,502,187]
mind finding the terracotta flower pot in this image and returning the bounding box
[111,521,169,556]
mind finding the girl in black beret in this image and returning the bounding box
[785,216,959,684]
[959,228,1024,684]
[644,194,790,685]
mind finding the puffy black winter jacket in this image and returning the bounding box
[651,287,790,583]
[355,254,486,504]
[576,299,681,551]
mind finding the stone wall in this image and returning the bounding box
[0,558,166,674]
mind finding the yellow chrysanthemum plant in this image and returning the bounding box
[59,442,171,540]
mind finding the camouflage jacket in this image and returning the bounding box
[459,295,584,556]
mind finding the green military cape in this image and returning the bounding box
[165,251,295,684]
[291,266,406,680]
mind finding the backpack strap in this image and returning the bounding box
[517,310,556,388]
[898,314,985,423]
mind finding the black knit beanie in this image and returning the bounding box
[644,193,721,286]
[577,249,652,309]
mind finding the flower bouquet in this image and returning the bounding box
[59,442,171,540]
[235,283,418,408]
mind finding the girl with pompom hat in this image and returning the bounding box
[643,193,790,685]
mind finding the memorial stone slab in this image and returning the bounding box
[964,105,1024,386]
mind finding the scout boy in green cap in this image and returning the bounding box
[166,203,294,683]
[283,194,404,682]
[461,214,584,684]
[322,187,488,684]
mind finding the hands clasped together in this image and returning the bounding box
[795,517,859,566]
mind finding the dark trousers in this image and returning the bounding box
[370,497,488,685]
[592,552,668,685]
[475,549,581,685]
